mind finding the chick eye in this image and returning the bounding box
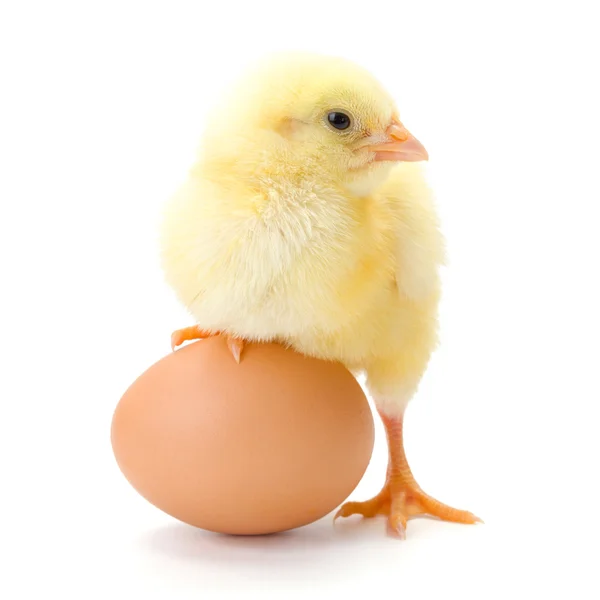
[327,111,352,131]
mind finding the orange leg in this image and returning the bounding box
[335,411,481,538]
[170,326,245,363]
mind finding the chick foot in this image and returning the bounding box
[335,480,480,539]
[170,326,245,363]
[335,411,481,538]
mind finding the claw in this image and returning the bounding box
[390,519,407,540]
[226,336,244,363]
[334,494,389,522]
[334,504,353,521]
[170,331,182,352]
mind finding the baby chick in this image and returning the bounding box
[160,52,480,538]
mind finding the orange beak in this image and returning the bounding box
[367,121,429,162]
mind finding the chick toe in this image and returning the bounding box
[170,325,216,351]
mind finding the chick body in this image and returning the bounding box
[162,122,442,415]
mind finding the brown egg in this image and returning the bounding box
[111,337,374,535]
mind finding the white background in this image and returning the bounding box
[1,1,599,598]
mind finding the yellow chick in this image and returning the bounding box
[160,52,480,537]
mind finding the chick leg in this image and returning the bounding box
[335,410,481,538]
[170,326,245,363]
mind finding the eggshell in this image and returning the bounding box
[111,337,374,535]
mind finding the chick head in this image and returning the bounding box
[203,53,428,196]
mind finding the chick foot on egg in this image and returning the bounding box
[170,326,245,363]
[334,480,481,539]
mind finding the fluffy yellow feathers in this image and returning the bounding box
[160,52,443,414]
